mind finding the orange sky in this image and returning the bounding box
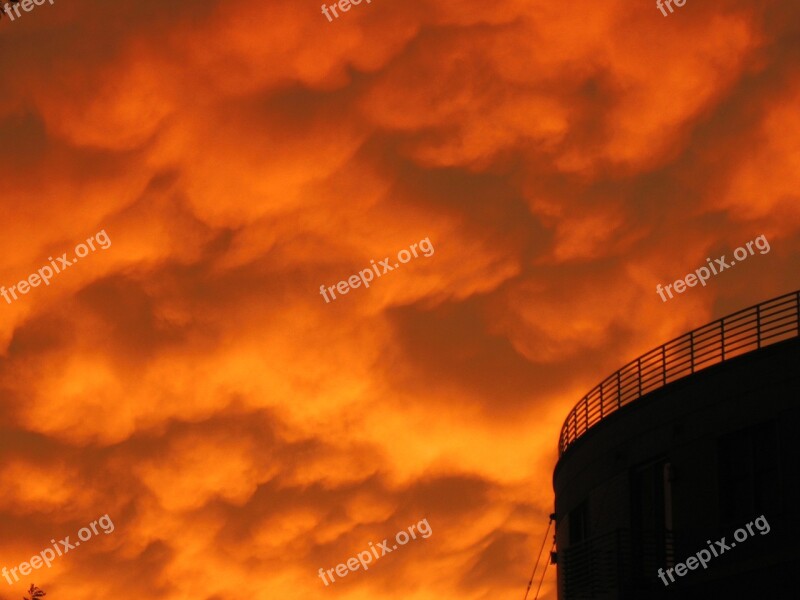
[0,0,798,598]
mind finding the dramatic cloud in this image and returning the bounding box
[0,0,797,598]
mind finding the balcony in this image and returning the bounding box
[558,290,800,456]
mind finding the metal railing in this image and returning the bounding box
[562,528,674,598]
[558,290,800,456]
[563,529,630,599]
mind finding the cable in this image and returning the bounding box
[522,516,553,600]
[533,540,556,600]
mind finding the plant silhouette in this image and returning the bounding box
[23,584,45,600]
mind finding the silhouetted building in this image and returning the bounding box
[552,291,800,599]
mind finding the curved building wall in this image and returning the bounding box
[552,337,800,599]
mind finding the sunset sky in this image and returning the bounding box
[0,0,798,598]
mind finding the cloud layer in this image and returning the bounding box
[0,0,798,598]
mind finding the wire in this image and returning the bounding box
[533,540,556,600]
[522,517,553,600]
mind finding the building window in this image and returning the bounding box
[569,501,589,545]
[718,420,781,524]
[630,458,672,583]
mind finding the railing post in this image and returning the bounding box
[690,331,694,373]
[720,320,725,361]
[617,370,621,409]
[585,398,589,430]
[572,410,577,444]
[756,304,761,349]
[600,381,604,418]
[637,357,642,397]
[662,345,666,385]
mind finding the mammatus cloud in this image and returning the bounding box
[0,0,797,598]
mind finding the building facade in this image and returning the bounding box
[552,291,800,599]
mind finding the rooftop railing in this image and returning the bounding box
[558,290,800,456]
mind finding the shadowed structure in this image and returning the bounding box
[553,290,800,599]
